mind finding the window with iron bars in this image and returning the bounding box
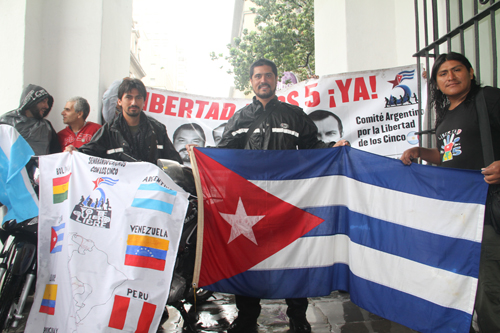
[413,0,500,148]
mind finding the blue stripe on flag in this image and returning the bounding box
[196,147,485,204]
[125,245,167,260]
[398,70,415,75]
[138,183,177,195]
[131,198,173,214]
[0,126,38,223]
[203,264,350,299]
[205,264,472,333]
[52,223,65,232]
[51,245,62,254]
[41,299,56,308]
[304,206,480,277]
[349,272,472,333]
[0,153,38,223]
[195,147,485,333]
[4,173,38,221]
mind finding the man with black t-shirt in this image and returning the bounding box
[401,52,500,332]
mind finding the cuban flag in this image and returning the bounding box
[192,146,488,333]
[50,223,65,253]
[0,124,38,223]
[398,69,415,83]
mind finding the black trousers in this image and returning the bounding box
[235,295,308,321]
[475,225,500,332]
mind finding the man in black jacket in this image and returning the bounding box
[218,61,347,151]
[0,84,61,155]
[217,59,349,333]
[66,78,181,164]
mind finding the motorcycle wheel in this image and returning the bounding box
[185,288,213,304]
[0,270,25,330]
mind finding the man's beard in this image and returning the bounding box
[29,106,44,120]
[254,84,275,99]
[125,106,141,117]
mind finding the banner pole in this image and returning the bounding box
[189,147,204,288]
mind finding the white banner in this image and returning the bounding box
[143,64,426,159]
[26,152,189,333]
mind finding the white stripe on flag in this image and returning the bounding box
[251,176,484,242]
[251,235,476,314]
[122,298,147,331]
[0,126,16,160]
[21,167,38,208]
[134,189,176,205]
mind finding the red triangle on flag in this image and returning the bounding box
[195,150,324,287]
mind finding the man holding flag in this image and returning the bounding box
[215,59,348,333]
[189,58,487,333]
[65,78,182,164]
[401,52,500,332]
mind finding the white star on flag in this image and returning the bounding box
[219,197,265,245]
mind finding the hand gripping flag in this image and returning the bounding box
[0,124,38,223]
[190,146,488,333]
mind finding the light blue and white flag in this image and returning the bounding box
[0,124,38,223]
[131,183,177,215]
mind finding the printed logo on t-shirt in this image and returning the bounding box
[438,129,462,162]
[64,133,94,147]
[78,133,94,144]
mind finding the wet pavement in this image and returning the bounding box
[157,291,417,333]
[4,291,480,332]
[4,291,416,333]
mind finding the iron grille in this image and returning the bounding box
[413,0,500,147]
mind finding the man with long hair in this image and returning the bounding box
[400,52,500,332]
[66,78,181,164]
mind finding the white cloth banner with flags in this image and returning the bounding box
[26,152,188,333]
[142,64,426,160]
[0,124,38,223]
[191,146,487,333]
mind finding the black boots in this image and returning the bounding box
[289,316,312,333]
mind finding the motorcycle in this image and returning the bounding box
[157,158,213,332]
[0,158,39,330]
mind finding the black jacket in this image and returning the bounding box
[79,112,182,164]
[217,96,333,150]
[0,84,61,155]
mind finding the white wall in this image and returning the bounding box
[315,0,416,75]
[0,1,28,110]
[0,0,132,132]
[100,0,133,106]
